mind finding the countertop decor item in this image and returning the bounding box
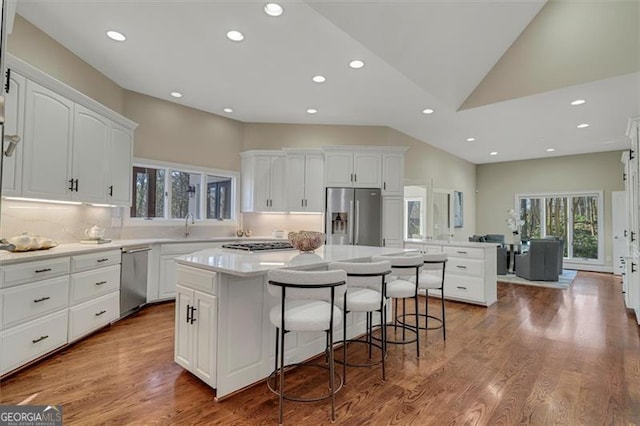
[84,225,106,240]
[288,230,325,253]
[7,233,59,252]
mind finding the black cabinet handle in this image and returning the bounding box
[95,310,107,316]
[383,182,386,190]
[33,296,50,303]
[4,68,11,93]
[632,263,637,273]
[456,286,467,290]
[68,179,75,191]
[32,335,49,344]
[354,174,357,182]
[190,307,197,324]
[74,179,79,192]
[632,232,636,242]
[108,185,113,196]
[96,258,109,263]
[623,173,627,181]
[95,281,107,286]
[625,230,628,237]
[630,149,635,160]
[186,304,192,323]
[456,251,467,254]
[456,265,467,269]
[35,268,52,273]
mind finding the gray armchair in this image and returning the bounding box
[515,239,563,281]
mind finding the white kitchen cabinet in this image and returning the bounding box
[324,150,381,188]
[72,104,109,203]
[108,124,134,206]
[285,151,324,212]
[382,196,403,248]
[175,281,217,388]
[623,116,640,324]
[2,70,26,196]
[22,80,74,200]
[382,152,405,196]
[241,151,286,212]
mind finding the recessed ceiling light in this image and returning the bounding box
[223,108,233,113]
[571,99,586,106]
[170,91,182,98]
[226,30,244,42]
[349,60,365,69]
[312,75,326,83]
[264,3,284,16]
[577,123,589,128]
[306,108,317,114]
[106,30,126,42]
[546,148,555,152]
[489,151,498,156]
[422,108,434,115]
[466,137,476,142]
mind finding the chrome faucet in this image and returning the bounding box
[185,213,195,238]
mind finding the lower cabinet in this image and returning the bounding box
[68,292,120,342]
[175,282,217,387]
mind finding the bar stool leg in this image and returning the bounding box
[328,328,336,422]
[278,325,286,425]
[381,306,386,381]
[441,288,446,340]
[414,292,420,357]
[342,308,347,385]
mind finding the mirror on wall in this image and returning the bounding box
[404,183,456,241]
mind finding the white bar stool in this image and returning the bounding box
[266,269,347,425]
[328,260,391,384]
[372,253,423,357]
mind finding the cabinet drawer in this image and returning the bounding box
[1,257,70,288]
[68,291,119,341]
[448,258,483,276]
[1,310,68,375]
[2,276,69,329]
[70,264,121,305]
[176,265,218,295]
[443,274,484,302]
[71,249,121,272]
[443,246,484,259]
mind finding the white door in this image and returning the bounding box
[2,71,26,196]
[612,191,628,275]
[174,285,194,370]
[353,152,381,188]
[324,152,353,187]
[108,124,133,205]
[192,291,217,386]
[304,154,325,212]
[382,153,404,196]
[382,196,403,247]
[72,104,108,203]
[285,154,305,211]
[22,80,73,200]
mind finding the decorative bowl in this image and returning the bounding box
[287,231,325,253]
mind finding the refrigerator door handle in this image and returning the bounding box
[355,200,360,245]
[349,199,354,245]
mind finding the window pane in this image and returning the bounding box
[206,175,232,220]
[572,196,598,259]
[519,198,542,240]
[171,171,201,219]
[545,197,568,256]
[406,200,422,238]
[131,167,164,218]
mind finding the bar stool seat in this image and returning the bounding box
[387,279,417,298]
[269,299,342,331]
[337,288,382,312]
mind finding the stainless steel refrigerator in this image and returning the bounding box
[325,187,382,246]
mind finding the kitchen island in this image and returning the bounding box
[174,245,407,400]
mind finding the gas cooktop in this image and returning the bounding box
[221,242,295,252]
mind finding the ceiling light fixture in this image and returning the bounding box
[422,108,434,115]
[466,137,476,142]
[106,30,126,42]
[226,30,244,42]
[312,75,326,83]
[546,148,556,152]
[349,60,364,69]
[306,108,317,114]
[577,123,590,128]
[571,99,586,106]
[223,108,233,113]
[264,3,284,17]
[489,151,498,156]
[170,92,183,98]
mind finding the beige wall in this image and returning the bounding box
[476,151,624,269]
[7,15,125,114]
[123,90,244,171]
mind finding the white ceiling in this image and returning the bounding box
[15,0,640,164]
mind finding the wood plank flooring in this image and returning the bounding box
[1,272,639,425]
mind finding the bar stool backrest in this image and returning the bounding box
[267,269,347,301]
[422,253,448,271]
[372,253,423,278]
[329,260,391,290]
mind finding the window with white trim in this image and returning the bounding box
[130,160,237,222]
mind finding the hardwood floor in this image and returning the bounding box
[1,272,639,425]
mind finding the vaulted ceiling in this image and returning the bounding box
[15,0,640,164]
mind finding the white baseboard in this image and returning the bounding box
[563,262,612,273]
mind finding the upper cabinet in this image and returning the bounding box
[241,151,286,212]
[285,151,324,212]
[4,56,137,206]
[382,152,405,196]
[324,150,381,188]
[1,71,26,197]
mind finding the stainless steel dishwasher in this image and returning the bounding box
[120,246,151,318]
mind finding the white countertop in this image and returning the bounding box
[404,239,500,248]
[0,236,284,265]
[176,245,411,277]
